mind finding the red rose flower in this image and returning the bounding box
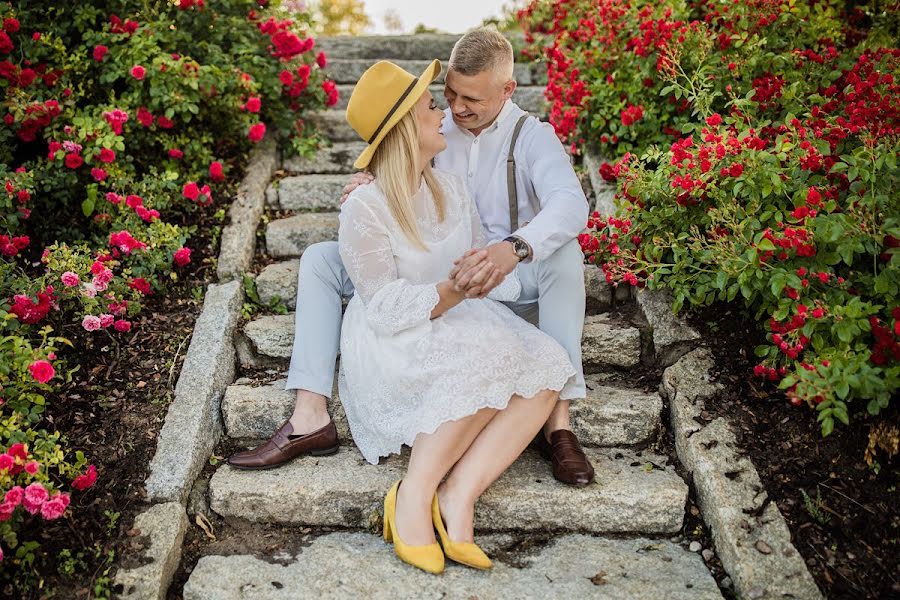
[130,65,146,80]
[248,122,266,142]
[93,45,108,61]
[65,153,83,169]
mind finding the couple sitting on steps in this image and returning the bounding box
[229,29,593,574]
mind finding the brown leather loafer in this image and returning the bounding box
[227,419,339,470]
[534,429,595,486]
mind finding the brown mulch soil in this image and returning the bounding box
[1,204,229,599]
[686,303,900,600]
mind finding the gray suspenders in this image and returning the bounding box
[507,113,538,231]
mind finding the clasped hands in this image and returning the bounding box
[341,172,518,299]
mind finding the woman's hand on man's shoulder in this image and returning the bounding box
[341,171,376,204]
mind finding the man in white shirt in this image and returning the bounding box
[229,29,595,486]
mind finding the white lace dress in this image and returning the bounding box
[337,169,576,464]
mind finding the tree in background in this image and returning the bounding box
[308,0,372,35]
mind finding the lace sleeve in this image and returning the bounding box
[454,173,521,302]
[338,195,441,336]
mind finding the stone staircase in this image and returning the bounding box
[181,34,724,599]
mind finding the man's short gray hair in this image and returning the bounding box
[449,28,514,82]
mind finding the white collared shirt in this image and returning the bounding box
[433,101,588,262]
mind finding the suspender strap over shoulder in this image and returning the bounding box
[506,113,531,232]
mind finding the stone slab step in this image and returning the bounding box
[282,142,366,175]
[267,174,346,213]
[239,313,641,370]
[255,259,614,312]
[310,110,358,143]
[326,58,534,86]
[334,84,546,114]
[317,34,464,61]
[183,532,722,600]
[265,213,338,258]
[222,375,661,448]
[209,447,687,534]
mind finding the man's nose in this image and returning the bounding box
[449,96,466,114]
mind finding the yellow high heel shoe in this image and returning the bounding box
[431,494,492,570]
[383,481,444,574]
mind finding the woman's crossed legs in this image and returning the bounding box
[394,389,558,546]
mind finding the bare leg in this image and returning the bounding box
[394,408,497,546]
[288,390,331,435]
[438,390,558,542]
[543,398,572,438]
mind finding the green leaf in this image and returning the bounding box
[821,417,834,437]
[758,238,776,251]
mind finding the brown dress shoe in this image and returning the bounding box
[534,429,595,486]
[227,419,338,470]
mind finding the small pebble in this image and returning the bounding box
[701,549,714,562]
[689,541,702,552]
[669,535,682,543]
[721,577,733,588]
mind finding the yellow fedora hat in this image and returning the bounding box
[346,59,442,170]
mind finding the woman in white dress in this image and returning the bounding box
[339,59,575,574]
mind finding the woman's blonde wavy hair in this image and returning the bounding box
[368,108,445,251]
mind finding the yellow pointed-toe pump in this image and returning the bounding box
[383,481,445,574]
[431,494,492,570]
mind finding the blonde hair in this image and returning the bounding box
[368,108,446,250]
[449,28,514,83]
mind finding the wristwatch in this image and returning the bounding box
[504,235,531,261]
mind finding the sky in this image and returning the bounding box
[361,0,514,34]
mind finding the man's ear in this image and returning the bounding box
[503,79,517,101]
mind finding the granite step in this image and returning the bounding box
[325,58,534,86]
[237,313,642,370]
[208,447,687,534]
[255,259,613,311]
[183,532,722,600]
[317,34,465,61]
[264,213,339,258]
[309,110,358,143]
[266,174,346,212]
[334,84,546,113]
[282,142,366,175]
[222,375,661,448]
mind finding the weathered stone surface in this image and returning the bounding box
[584,264,612,308]
[223,375,658,449]
[114,503,188,600]
[310,110,357,142]
[217,134,278,281]
[326,59,533,85]
[573,377,661,447]
[582,316,641,368]
[270,174,346,212]
[255,260,298,310]
[241,314,296,359]
[256,259,612,317]
[335,84,546,113]
[184,532,721,600]
[316,34,464,61]
[662,348,721,472]
[583,150,618,217]
[243,311,643,369]
[265,213,339,258]
[145,281,243,503]
[636,288,701,367]
[283,142,367,175]
[222,378,350,441]
[665,350,822,600]
[209,447,686,534]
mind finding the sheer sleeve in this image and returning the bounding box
[338,195,441,336]
[455,173,522,302]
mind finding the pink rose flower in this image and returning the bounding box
[61,271,80,287]
[130,65,146,80]
[173,247,191,267]
[40,495,68,520]
[4,486,23,506]
[28,360,55,384]
[209,161,224,182]
[99,314,115,328]
[82,315,102,331]
[23,482,49,514]
[248,122,266,142]
[0,502,15,522]
[0,454,12,471]
[24,461,40,475]
[114,319,132,332]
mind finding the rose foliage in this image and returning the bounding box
[0,0,333,578]
[519,0,899,436]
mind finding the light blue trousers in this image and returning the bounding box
[284,239,586,401]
